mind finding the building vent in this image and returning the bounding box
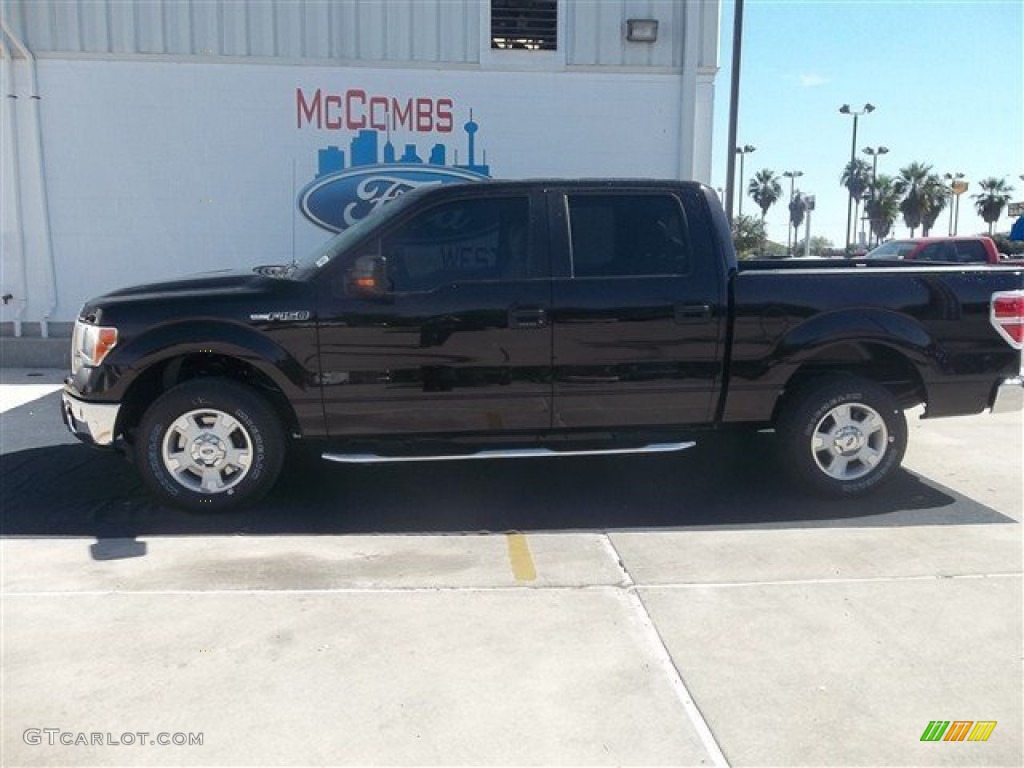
[491,0,558,51]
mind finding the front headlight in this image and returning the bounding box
[71,319,118,374]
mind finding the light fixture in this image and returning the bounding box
[839,102,876,250]
[626,19,659,43]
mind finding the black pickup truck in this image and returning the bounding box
[62,180,1023,510]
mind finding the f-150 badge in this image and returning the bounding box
[250,311,311,322]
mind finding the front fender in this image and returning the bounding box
[73,319,318,402]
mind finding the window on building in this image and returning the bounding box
[491,0,558,51]
[567,195,692,278]
[383,197,532,292]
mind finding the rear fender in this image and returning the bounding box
[766,309,939,408]
[778,308,935,370]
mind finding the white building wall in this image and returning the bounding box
[1,0,720,327]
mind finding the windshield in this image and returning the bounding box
[865,240,917,260]
[292,187,429,276]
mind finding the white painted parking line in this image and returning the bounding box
[0,368,64,414]
[0,382,62,414]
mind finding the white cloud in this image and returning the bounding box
[799,73,829,87]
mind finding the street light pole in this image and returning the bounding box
[840,103,875,251]
[783,170,803,256]
[735,145,756,217]
[863,145,888,247]
[944,172,965,236]
[723,0,746,224]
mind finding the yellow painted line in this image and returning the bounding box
[506,533,537,582]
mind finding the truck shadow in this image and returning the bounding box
[0,434,1013,539]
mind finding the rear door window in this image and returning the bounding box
[915,242,957,262]
[954,240,989,263]
[566,194,691,277]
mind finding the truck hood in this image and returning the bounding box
[79,266,311,327]
[98,266,294,301]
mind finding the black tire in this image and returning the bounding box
[777,377,907,497]
[135,378,285,512]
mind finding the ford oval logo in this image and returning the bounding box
[298,165,489,233]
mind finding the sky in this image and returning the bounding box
[708,0,1024,248]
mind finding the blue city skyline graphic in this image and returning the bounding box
[315,109,491,178]
[299,110,494,233]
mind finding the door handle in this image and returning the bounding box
[509,307,548,329]
[674,303,712,324]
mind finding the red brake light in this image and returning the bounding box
[994,295,1024,318]
[991,290,1024,349]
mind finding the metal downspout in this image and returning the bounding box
[1,33,27,337]
[1,16,56,338]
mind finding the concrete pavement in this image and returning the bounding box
[1,374,1021,766]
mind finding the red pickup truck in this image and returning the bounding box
[866,236,1024,265]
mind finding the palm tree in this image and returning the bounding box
[895,161,933,237]
[748,169,782,221]
[972,177,1015,235]
[789,191,806,255]
[841,158,871,245]
[863,174,901,244]
[920,174,950,236]
[748,169,782,253]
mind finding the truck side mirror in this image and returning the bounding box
[346,251,390,298]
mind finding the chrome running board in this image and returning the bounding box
[322,441,696,464]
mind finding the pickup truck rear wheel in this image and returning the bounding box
[136,378,284,511]
[778,377,907,497]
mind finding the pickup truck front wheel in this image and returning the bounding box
[136,379,284,511]
[778,377,907,497]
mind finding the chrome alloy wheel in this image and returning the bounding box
[810,402,889,481]
[161,409,253,494]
